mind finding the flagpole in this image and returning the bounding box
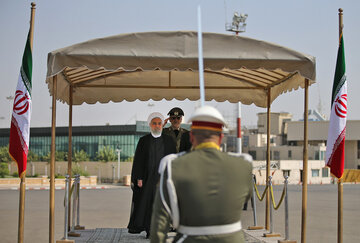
[18,3,36,243]
[18,173,26,243]
[337,9,343,243]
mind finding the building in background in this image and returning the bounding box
[0,122,148,161]
[241,110,360,184]
[2,111,359,184]
[0,122,191,161]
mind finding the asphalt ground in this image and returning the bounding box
[0,184,359,243]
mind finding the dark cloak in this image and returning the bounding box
[127,133,176,233]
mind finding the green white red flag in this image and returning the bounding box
[9,32,33,177]
[325,34,347,179]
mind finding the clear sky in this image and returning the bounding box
[0,0,359,129]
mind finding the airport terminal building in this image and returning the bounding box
[0,121,152,161]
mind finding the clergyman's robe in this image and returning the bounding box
[128,133,176,233]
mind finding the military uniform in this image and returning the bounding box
[163,107,192,153]
[162,126,191,153]
[150,142,253,243]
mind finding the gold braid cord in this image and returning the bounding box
[253,182,268,201]
[270,184,286,210]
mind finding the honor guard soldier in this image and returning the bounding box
[150,106,253,243]
[163,107,192,153]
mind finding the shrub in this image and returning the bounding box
[55,174,65,179]
[73,150,90,162]
[27,150,39,161]
[27,173,39,178]
[96,146,117,162]
[72,164,90,177]
[0,162,10,178]
[0,146,12,162]
[42,151,68,162]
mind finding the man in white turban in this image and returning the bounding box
[128,112,176,239]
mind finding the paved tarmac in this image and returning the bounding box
[0,184,359,242]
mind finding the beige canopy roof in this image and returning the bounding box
[46,31,316,107]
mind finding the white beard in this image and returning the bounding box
[151,128,162,138]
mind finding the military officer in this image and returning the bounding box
[150,106,253,243]
[162,107,192,153]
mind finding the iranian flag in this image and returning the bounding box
[9,32,32,177]
[325,34,347,179]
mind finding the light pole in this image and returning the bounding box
[225,12,248,35]
[225,12,248,153]
[116,148,122,181]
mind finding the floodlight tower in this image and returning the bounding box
[226,12,248,153]
[225,12,248,36]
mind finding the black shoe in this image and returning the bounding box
[128,228,141,234]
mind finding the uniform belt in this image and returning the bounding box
[177,221,242,236]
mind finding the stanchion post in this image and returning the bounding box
[71,178,76,232]
[68,175,81,237]
[248,174,264,230]
[269,176,274,234]
[56,175,74,243]
[75,174,85,230]
[76,175,80,227]
[252,175,257,226]
[264,176,281,238]
[64,175,70,240]
[278,175,296,243]
[285,175,289,240]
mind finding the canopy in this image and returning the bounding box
[46,31,316,107]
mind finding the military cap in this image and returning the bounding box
[188,106,227,132]
[167,107,184,116]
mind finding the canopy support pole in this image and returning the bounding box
[49,76,57,243]
[67,86,73,230]
[266,88,271,230]
[301,79,309,243]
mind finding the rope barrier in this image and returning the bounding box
[253,179,286,210]
[253,182,268,201]
[270,184,286,210]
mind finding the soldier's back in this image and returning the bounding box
[170,148,252,242]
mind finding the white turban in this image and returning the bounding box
[147,112,164,125]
